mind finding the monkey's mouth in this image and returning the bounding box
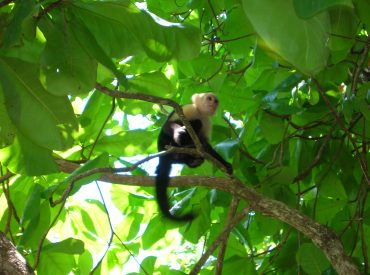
[208,106,217,114]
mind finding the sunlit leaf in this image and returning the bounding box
[243,0,330,75]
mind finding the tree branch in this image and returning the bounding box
[0,232,34,274]
[215,196,240,275]
[95,83,205,153]
[56,159,360,275]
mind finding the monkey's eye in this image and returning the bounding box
[207,96,212,101]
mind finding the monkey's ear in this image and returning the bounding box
[191,93,200,103]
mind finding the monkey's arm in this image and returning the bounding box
[201,141,233,174]
[171,120,202,146]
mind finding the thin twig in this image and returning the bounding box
[33,201,66,269]
[294,119,338,182]
[215,196,240,275]
[190,207,250,275]
[313,79,370,185]
[87,98,116,160]
[36,0,64,19]
[351,36,370,94]
[0,171,14,183]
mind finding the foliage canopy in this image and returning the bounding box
[0,0,369,274]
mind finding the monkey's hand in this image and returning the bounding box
[174,126,191,146]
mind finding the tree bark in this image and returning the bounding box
[0,232,34,275]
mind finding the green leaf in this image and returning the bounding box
[38,252,76,275]
[293,0,353,18]
[2,1,36,48]
[214,138,239,160]
[115,213,143,241]
[93,130,157,157]
[320,172,347,200]
[79,91,114,142]
[43,238,85,255]
[58,153,109,196]
[20,200,51,248]
[39,15,97,96]
[223,256,257,275]
[129,72,175,97]
[0,133,59,175]
[296,243,330,274]
[78,251,93,275]
[355,0,370,27]
[142,215,167,249]
[222,5,254,58]
[70,17,127,86]
[259,112,285,144]
[243,0,330,75]
[182,196,211,243]
[21,184,43,225]
[0,86,16,148]
[328,7,358,63]
[316,197,346,224]
[0,57,77,150]
[71,1,200,61]
[140,256,157,275]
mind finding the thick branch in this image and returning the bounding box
[57,160,359,275]
[0,232,34,275]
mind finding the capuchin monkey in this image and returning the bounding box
[155,93,233,221]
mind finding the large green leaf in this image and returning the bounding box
[354,0,370,27]
[43,238,85,255]
[243,0,330,75]
[2,1,36,48]
[20,184,43,226]
[38,252,76,275]
[293,0,353,18]
[328,7,358,63]
[70,1,201,61]
[223,256,257,275]
[142,215,168,249]
[20,200,51,248]
[93,130,157,157]
[0,57,77,150]
[70,16,127,86]
[0,86,16,148]
[53,153,109,197]
[79,91,114,143]
[0,133,59,175]
[129,72,175,97]
[259,112,285,144]
[39,15,97,96]
[296,243,330,274]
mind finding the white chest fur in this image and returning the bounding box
[169,104,212,139]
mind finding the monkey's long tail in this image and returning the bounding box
[155,158,194,222]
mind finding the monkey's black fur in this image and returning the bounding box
[155,116,232,221]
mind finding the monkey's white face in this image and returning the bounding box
[200,93,219,116]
